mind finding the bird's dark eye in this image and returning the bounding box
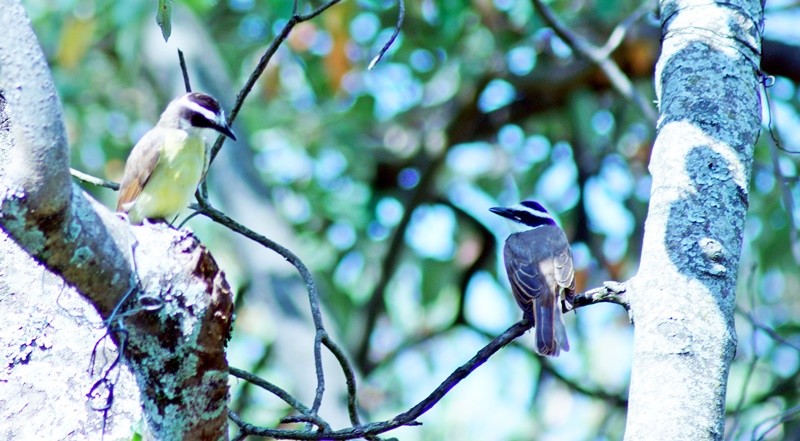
[190,112,214,129]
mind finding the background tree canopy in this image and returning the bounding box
[23,0,800,439]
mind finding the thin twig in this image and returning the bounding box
[70,168,120,190]
[321,336,363,428]
[178,49,192,93]
[229,366,330,431]
[205,0,343,168]
[368,0,405,70]
[600,1,655,56]
[530,0,657,122]
[736,307,800,353]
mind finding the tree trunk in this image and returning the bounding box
[625,0,762,439]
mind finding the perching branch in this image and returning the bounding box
[464,323,629,407]
[228,367,331,431]
[571,280,630,310]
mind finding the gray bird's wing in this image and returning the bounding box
[503,235,549,313]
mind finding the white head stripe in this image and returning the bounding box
[178,95,219,122]
[510,203,551,219]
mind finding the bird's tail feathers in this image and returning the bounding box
[534,296,569,357]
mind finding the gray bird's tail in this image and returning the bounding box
[534,296,569,356]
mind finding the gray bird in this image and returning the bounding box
[490,200,575,356]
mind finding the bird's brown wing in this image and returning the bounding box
[116,129,163,212]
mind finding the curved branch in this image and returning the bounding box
[193,199,329,412]
[229,367,331,431]
[531,0,658,123]
[205,0,343,167]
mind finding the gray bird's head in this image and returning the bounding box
[162,92,237,140]
[489,200,557,232]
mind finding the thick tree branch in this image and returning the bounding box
[0,3,235,439]
[0,0,71,216]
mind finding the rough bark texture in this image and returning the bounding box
[0,232,143,440]
[121,226,233,441]
[625,0,762,439]
[0,1,234,439]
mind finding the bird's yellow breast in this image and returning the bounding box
[128,130,206,223]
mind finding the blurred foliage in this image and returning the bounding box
[26,0,800,439]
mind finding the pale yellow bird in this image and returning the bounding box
[116,92,236,224]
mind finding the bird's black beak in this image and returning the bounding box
[215,122,237,141]
[489,206,514,220]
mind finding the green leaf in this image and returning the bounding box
[155,0,172,42]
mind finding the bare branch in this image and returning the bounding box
[192,198,330,416]
[368,0,405,70]
[530,0,658,122]
[205,0,343,167]
[571,280,630,310]
[70,168,120,190]
[321,335,364,429]
[229,321,532,440]
[228,366,330,431]
[178,48,192,92]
